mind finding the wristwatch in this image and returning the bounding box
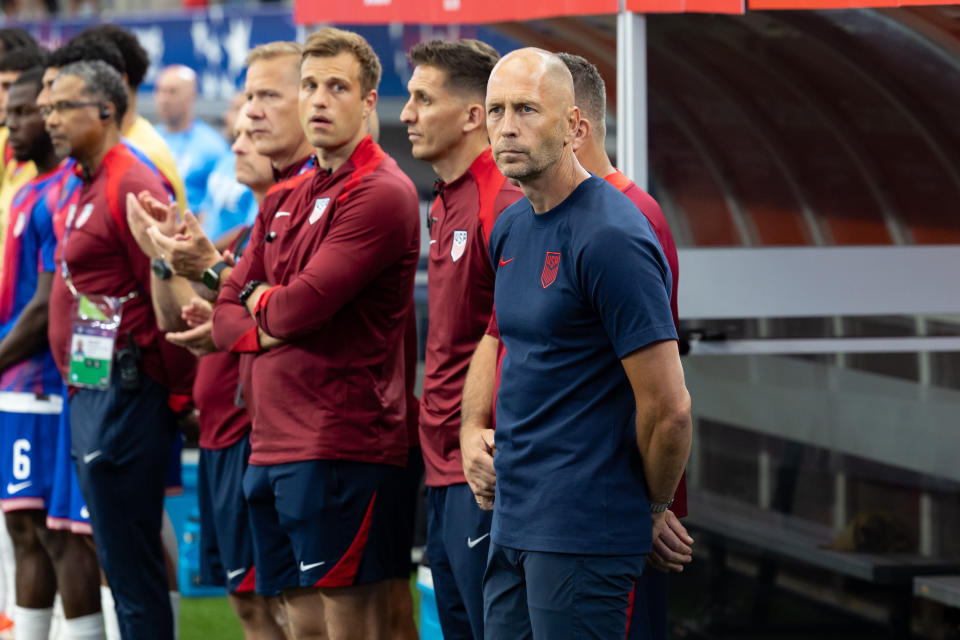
[151,258,172,280]
[649,498,674,514]
[239,280,262,306]
[201,260,229,291]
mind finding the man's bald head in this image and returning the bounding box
[489,48,575,111]
[485,47,580,184]
[154,64,197,131]
[157,64,196,89]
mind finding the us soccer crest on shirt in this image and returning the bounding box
[451,229,467,262]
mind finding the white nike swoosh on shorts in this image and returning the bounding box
[467,533,490,549]
[6,481,31,495]
[226,568,246,580]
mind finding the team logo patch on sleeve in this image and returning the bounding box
[63,204,78,230]
[75,203,94,229]
[541,252,561,288]
[310,198,330,225]
[12,213,25,238]
[451,230,468,262]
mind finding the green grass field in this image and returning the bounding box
[180,597,242,639]
[180,573,421,640]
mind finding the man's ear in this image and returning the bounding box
[463,103,484,134]
[362,89,379,119]
[571,113,591,154]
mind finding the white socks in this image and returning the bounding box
[12,605,53,640]
[99,586,120,640]
[62,612,105,639]
[169,591,180,640]
[48,595,64,640]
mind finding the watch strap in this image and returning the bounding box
[210,260,229,277]
[239,280,262,306]
[649,498,674,513]
[202,260,229,290]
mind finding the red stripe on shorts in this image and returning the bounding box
[625,580,637,638]
[314,492,377,588]
[236,567,256,594]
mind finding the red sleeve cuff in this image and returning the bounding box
[167,393,192,414]
[230,326,261,353]
[253,285,281,315]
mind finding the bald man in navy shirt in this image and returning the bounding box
[468,48,692,639]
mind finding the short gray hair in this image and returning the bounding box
[58,60,128,123]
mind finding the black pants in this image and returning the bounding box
[71,373,176,640]
[427,483,493,640]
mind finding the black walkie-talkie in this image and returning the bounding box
[116,331,142,392]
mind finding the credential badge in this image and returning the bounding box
[310,198,330,225]
[451,230,468,262]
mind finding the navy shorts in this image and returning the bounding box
[0,393,62,512]
[198,435,256,594]
[626,567,669,640]
[243,459,407,597]
[426,483,492,640]
[46,388,91,534]
[71,371,177,640]
[483,542,645,640]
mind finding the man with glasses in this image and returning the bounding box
[73,25,187,215]
[44,60,195,640]
[0,66,107,640]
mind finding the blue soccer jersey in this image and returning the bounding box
[0,165,66,395]
[160,120,229,214]
[198,152,257,242]
[488,176,677,556]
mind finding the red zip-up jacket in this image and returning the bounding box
[48,143,195,397]
[212,136,420,467]
[420,148,521,487]
[195,228,252,450]
[195,156,313,450]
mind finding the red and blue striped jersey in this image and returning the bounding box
[0,164,66,394]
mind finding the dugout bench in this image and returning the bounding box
[683,490,960,637]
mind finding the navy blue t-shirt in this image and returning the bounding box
[488,175,677,556]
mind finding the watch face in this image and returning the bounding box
[152,258,171,280]
[201,268,218,290]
